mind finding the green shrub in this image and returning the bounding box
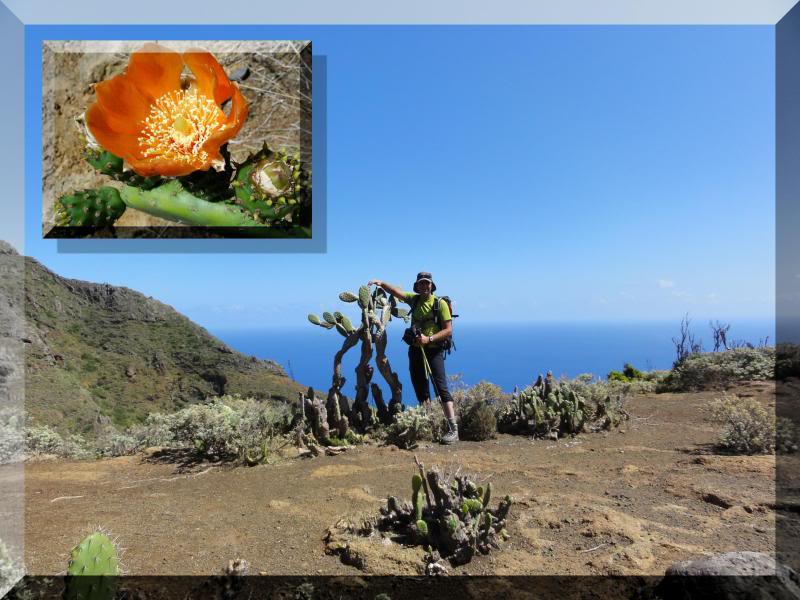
[707,394,776,454]
[384,403,445,449]
[450,379,503,441]
[164,395,291,460]
[622,363,644,380]
[607,371,630,383]
[566,375,658,403]
[776,417,799,454]
[0,409,24,465]
[460,400,497,441]
[664,348,775,391]
[25,425,92,459]
[776,343,800,380]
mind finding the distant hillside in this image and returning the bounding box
[0,241,306,435]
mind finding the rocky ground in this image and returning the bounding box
[9,382,785,577]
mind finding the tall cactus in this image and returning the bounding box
[305,283,407,441]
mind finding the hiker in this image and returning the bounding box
[367,272,458,444]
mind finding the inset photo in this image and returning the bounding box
[42,40,312,238]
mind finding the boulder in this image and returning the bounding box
[654,551,800,600]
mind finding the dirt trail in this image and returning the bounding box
[18,383,777,576]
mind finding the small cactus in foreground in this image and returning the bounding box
[65,530,120,600]
[374,458,512,565]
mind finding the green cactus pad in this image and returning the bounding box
[67,531,120,576]
[461,498,483,516]
[120,180,261,227]
[446,515,460,533]
[339,291,358,303]
[335,323,349,337]
[340,315,355,333]
[323,312,337,325]
[55,187,126,227]
[357,286,370,309]
[416,519,429,537]
[482,512,493,533]
[85,148,123,177]
[65,531,120,600]
[483,482,492,508]
[308,314,322,326]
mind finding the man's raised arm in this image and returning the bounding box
[368,279,407,301]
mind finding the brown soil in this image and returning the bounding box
[17,383,779,576]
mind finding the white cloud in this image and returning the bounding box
[658,279,675,289]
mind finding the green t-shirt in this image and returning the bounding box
[403,292,452,344]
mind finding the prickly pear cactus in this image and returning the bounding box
[65,531,120,600]
[305,282,406,440]
[497,380,588,438]
[232,146,311,225]
[55,187,126,227]
[371,461,512,566]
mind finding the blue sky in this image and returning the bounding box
[20,25,774,328]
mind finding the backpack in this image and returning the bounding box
[410,294,458,355]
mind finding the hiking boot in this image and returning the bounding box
[441,428,459,445]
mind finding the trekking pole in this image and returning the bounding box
[419,345,441,403]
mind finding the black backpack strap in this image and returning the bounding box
[409,294,420,324]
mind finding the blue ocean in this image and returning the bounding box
[211,320,774,402]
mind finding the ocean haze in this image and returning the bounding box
[212,319,774,401]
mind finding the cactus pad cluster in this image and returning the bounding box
[376,461,512,565]
[497,373,629,438]
[496,374,588,437]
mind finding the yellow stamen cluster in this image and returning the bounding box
[138,89,223,165]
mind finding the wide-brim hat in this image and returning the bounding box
[413,271,437,292]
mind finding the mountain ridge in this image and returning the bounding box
[0,241,305,435]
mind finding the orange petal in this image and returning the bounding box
[205,84,248,149]
[183,49,234,105]
[125,43,184,103]
[129,155,211,178]
[92,75,150,133]
[85,103,144,161]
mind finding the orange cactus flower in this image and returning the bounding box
[86,43,248,177]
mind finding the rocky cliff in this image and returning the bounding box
[0,242,305,434]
